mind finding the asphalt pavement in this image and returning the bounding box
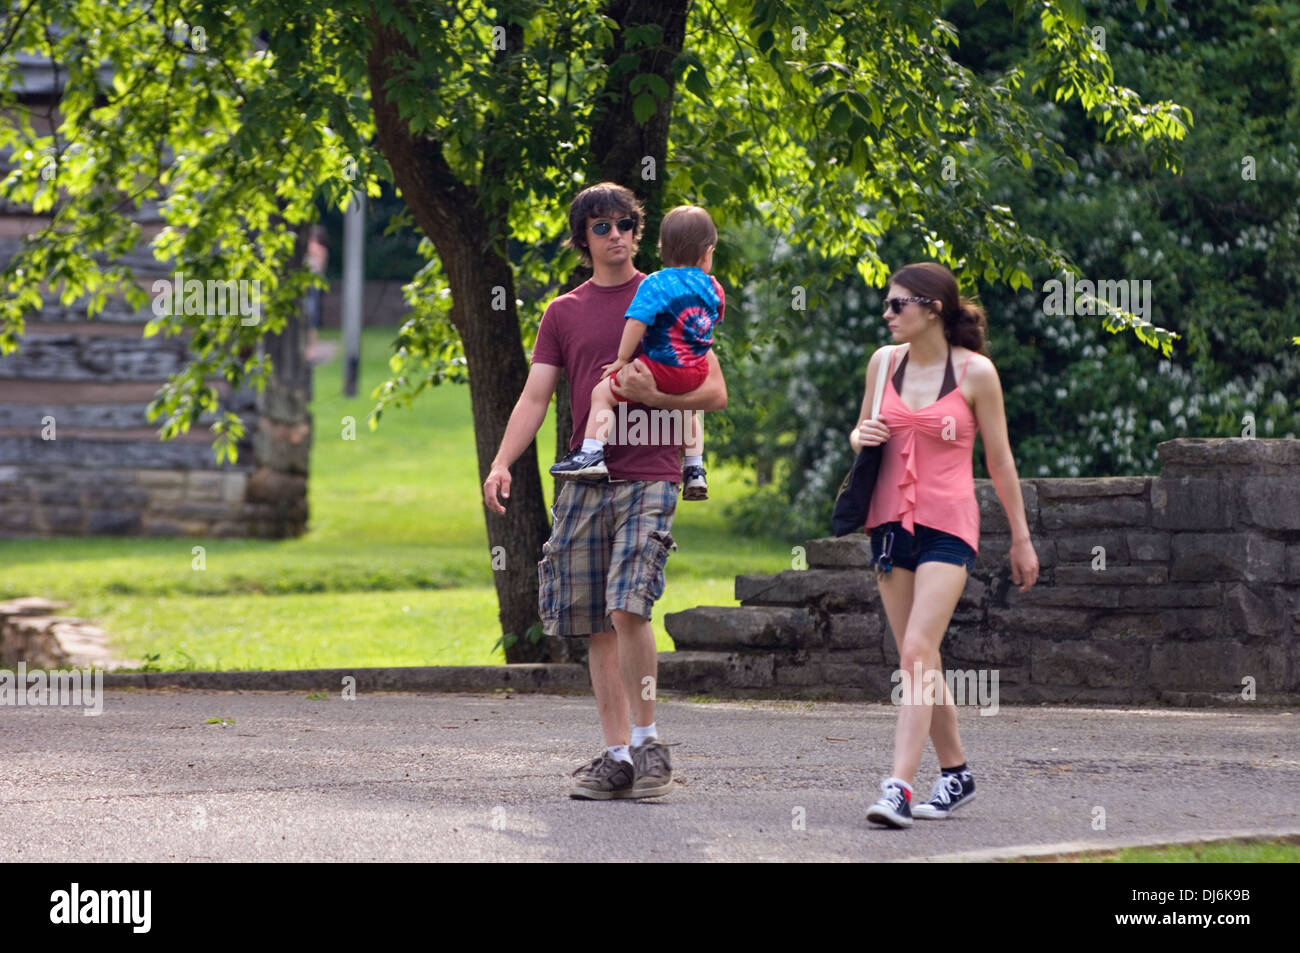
[2,690,1297,862]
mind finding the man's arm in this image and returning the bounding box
[614,349,727,411]
[483,362,562,513]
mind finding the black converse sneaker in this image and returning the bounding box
[550,447,608,479]
[913,770,976,819]
[865,777,913,828]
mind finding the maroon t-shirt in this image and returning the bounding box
[531,272,685,482]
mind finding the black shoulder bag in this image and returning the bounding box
[831,345,895,536]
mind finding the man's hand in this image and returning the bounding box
[483,462,511,514]
[611,359,658,403]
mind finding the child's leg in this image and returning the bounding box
[684,412,704,460]
[552,375,621,477]
[584,375,619,444]
[681,411,708,499]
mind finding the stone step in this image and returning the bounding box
[804,536,873,569]
[664,606,814,651]
[0,602,141,670]
[0,596,70,615]
[1002,584,1133,609]
[735,569,876,611]
[0,401,226,430]
[656,650,775,691]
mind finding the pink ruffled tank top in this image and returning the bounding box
[865,343,980,553]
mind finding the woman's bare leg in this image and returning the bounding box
[875,566,966,773]
[889,561,969,786]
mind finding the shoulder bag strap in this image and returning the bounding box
[869,345,894,420]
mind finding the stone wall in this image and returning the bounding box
[0,597,136,670]
[662,438,1300,705]
[0,55,308,539]
[0,242,310,539]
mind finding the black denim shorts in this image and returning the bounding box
[869,520,977,574]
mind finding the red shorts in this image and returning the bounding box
[609,356,708,402]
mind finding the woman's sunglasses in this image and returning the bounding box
[591,217,636,236]
[885,296,935,315]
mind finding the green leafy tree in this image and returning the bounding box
[710,0,1299,540]
[973,0,1300,476]
[1,0,1190,657]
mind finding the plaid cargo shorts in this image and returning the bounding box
[538,479,678,636]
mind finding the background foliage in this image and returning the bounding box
[708,0,1300,541]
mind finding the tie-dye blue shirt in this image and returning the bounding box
[624,267,725,368]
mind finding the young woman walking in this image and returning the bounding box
[852,262,1039,828]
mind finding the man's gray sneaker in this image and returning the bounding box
[569,751,635,800]
[630,739,675,798]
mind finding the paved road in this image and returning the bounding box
[2,690,1296,862]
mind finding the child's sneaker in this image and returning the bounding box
[550,448,608,479]
[682,464,708,500]
[865,776,913,828]
[912,769,975,819]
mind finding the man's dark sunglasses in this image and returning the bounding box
[591,217,636,236]
[885,296,935,315]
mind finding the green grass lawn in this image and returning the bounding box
[1,327,792,669]
[1024,837,1300,863]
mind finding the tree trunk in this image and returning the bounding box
[587,0,690,271]
[558,0,689,446]
[552,266,588,501]
[364,0,688,663]
[556,0,690,464]
[367,21,551,662]
[549,0,688,662]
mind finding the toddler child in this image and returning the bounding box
[550,204,724,500]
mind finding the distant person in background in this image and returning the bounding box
[304,225,329,363]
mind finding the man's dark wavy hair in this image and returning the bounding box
[567,182,645,267]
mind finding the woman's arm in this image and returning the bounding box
[969,355,1039,590]
[851,346,892,453]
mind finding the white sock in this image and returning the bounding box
[631,723,657,747]
[581,438,602,453]
[887,776,914,798]
[684,455,703,468]
[608,744,632,764]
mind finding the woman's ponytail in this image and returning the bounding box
[952,296,989,355]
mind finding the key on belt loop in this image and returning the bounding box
[878,528,895,573]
